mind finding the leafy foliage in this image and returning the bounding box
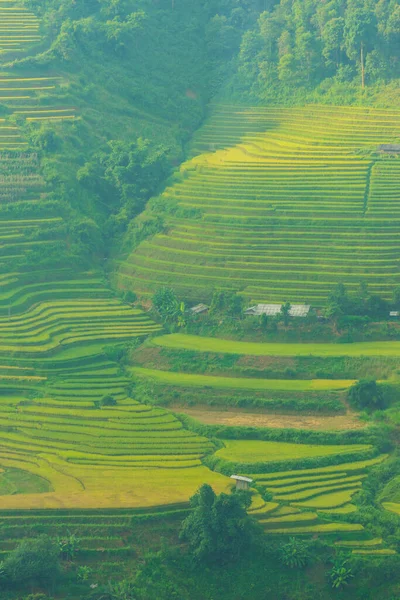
[235,0,400,100]
[180,484,259,564]
[280,537,311,568]
[329,558,354,589]
[2,535,60,585]
[348,379,386,411]
[153,287,179,323]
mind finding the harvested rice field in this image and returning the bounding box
[174,407,366,431]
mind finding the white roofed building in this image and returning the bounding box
[230,475,253,490]
[244,303,311,317]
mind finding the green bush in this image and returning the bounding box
[2,535,60,585]
[348,380,387,411]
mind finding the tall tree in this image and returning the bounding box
[344,0,377,88]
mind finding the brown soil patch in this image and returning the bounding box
[174,406,366,431]
[237,355,296,369]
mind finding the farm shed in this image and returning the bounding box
[244,303,311,317]
[289,304,311,317]
[244,304,282,316]
[190,303,209,315]
[230,475,253,490]
[378,144,400,153]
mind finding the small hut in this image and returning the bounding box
[190,303,209,315]
[230,475,253,491]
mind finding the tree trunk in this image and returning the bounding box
[360,42,365,89]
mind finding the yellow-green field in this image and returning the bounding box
[131,366,353,391]
[215,440,371,462]
[153,334,400,357]
[117,104,400,304]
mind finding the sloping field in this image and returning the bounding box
[153,334,400,357]
[248,456,392,550]
[131,366,353,391]
[216,440,371,462]
[117,104,400,304]
[177,408,366,431]
[0,347,231,509]
[0,0,40,56]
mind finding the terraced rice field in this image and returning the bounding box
[117,105,400,304]
[247,455,394,553]
[216,440,371,463]
[0,0,41,56]
[0,75,76,125]
[0,2,229,509]
[0,504,191,559]
[153,333,400,357]
[131,367,354,391]
[0,346,231,509]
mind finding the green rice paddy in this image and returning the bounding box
[247,455,393,551]
[216,440,371,462]
[153,334,400,357]
[131,367,353,391]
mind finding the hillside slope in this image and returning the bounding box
[116,103,400,305]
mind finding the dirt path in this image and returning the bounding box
[174,406,366,431]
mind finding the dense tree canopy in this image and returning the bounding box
[236,0,400,99]
[180,484,258,564]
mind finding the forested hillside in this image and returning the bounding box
[234,0,400,103]
[15,0,257,250]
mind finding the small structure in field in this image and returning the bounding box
[190,303,209,315]
[378,144,400,154]
[244,303,311,318]
[289,304,311,318]
[244,303,282,316]
[389,311,399,318]
[230,475,253,490]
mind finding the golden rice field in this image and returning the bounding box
[116,104,400,305]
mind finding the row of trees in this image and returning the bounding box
[237,0,400,94]
[151,282,399,329]
[327,282,400,320]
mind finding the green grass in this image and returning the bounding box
[0,467,51,495]
[153,334,400,357]
[131,367,353,391]
[215,440,371,463]
[381,502,400,515]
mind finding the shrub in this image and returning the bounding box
[57,533,81,560]
[280,537,310,568]
[329,558,354,589]
[3,535,60,585]
[348,379,386,411]
[100,394,117,407]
